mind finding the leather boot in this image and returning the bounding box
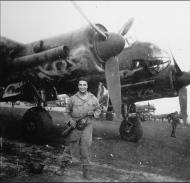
[171,130,176,138]
[82,164,92,179]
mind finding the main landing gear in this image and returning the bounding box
[21,83,53,143]
[119,103,143,142]
[21,107,53,143]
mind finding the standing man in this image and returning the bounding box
[66,77,101,179]
[169,111,180,138]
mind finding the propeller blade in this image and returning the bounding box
[119,17,134,36]
[71,1,107,40]
[170,51,182,76]
[173,57,182,76]
[179,86,188,125]
[105,57,121,118]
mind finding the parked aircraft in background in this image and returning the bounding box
[136,103,156,121]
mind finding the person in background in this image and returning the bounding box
[169,111,180,138]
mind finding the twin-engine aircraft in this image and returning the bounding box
[0,2,190,143]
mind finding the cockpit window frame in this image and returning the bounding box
[147,57,171,75]
[132,57,171,76]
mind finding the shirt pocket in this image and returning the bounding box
[73,98,84,107]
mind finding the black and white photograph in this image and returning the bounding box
[0,1,190,182]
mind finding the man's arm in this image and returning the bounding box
[94,105,101,119]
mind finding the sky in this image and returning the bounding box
[1,1,190,118]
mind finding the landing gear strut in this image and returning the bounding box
[119,103,143,142]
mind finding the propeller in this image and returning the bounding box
[179,86,188,125]
[171,54,182,76]
[119,17,134,36]
[71,1,127,118]
[105,18,134,117]
[71,1,107,41]
[170,51,188,125]
[105,57,121,118]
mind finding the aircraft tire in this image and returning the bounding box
[21,107,53,143]
[119,117,143,142]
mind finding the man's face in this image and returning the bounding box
[78,80,88,94]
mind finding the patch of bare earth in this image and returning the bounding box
[0,107,190,182]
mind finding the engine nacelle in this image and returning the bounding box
[12,46,69,70]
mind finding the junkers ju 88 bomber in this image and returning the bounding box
[0,2,190,144]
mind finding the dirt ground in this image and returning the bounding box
[0,106,190,182]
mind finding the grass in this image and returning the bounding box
[92,120,190,181]
[0,106,190,181]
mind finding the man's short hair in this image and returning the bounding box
[78,77,89,84]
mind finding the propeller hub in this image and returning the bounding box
[93,33,125,62]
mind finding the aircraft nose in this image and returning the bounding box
[176,71,190,87]
[94,33,125,62]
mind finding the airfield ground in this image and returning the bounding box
[0,106,190,182]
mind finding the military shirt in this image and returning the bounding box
[68,91,101,120]
[172,114,180,124]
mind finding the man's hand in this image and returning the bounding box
[94,108,101,119]
[87,111,94,116]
